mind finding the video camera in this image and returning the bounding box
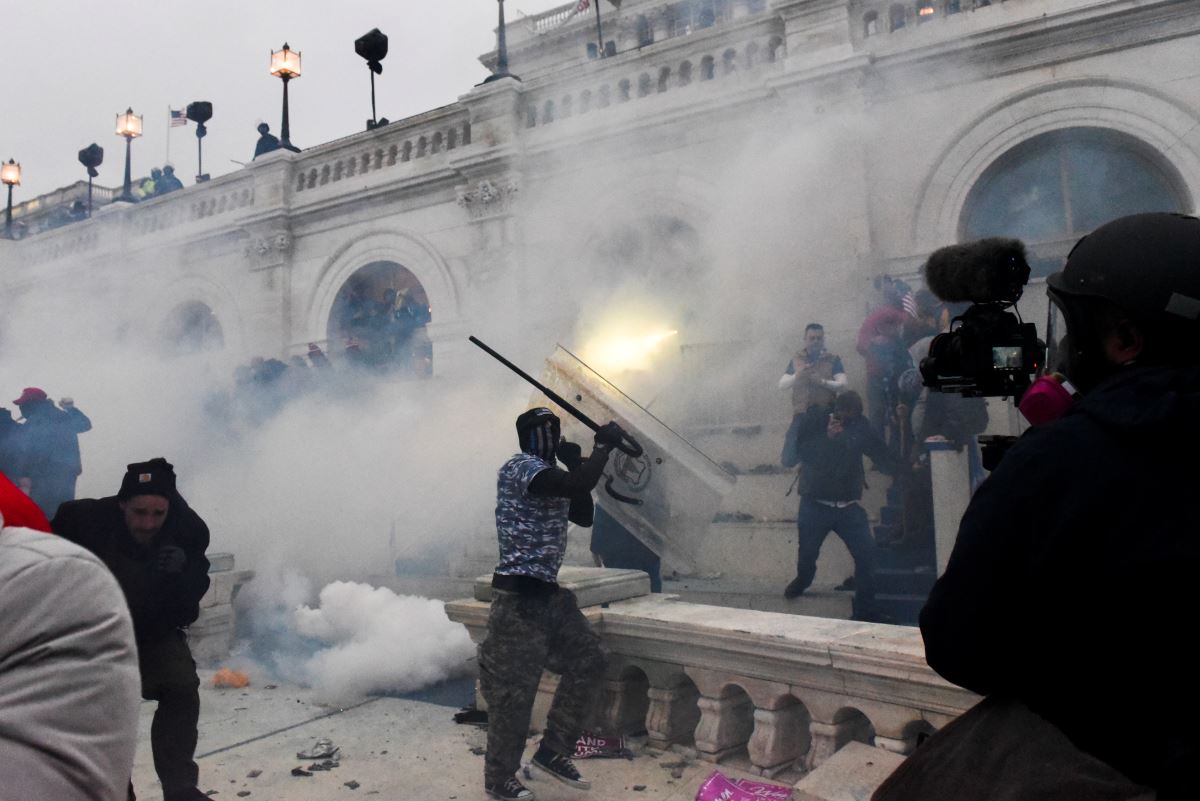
[919,238,1045,399]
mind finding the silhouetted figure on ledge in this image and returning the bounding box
[157,165,184,194]
[253,123,280,159]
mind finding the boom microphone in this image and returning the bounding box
[923,238,1030,304]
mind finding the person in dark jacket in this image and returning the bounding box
[783,390,898,618]
[881,213,1200,801]
[53,458,211,801]
[11,387,92,518]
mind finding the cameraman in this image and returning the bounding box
[878,213,1200,800]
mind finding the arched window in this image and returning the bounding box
[722,48,737,75]
[890,4,906,31]
[658,66,671,92]
[946,0,961,13]
[638,73,653,97]
[700,55,715,81]
[401,141,412,162]
[462,122,472,145]
[580,89,593,112]
[447,128,457,149]
[431,132,443,153]
[745,41,760,68]
[543,99,556,124]
[598,85,611,107]
[961,128,1189,276]
[679,60,693,86]
[561,95,573,118]
[767,36,784,62]
[328,261,433,377]
[526,106,537,128]
[161,302,223,355]
[618,79,631,102]
[864,10,879,36]
[417,136,428,157]
[636,14,653,47]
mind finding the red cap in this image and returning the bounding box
[12,387,47,406]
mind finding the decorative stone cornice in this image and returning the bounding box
[455,176,520,219]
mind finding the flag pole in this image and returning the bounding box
[165,107,171,167]
[594,0,604,56]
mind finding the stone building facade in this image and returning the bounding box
[2,0,1196,422]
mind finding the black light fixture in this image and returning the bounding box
[269,43,302,152]
[115,107,143,202]
[355,28,390,130]
[1,159,20,238]
[187,101,213,182]
[77,144,104,217]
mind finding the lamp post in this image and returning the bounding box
[485,0,520,82]
[78,144,104,217]
[1,159,20,238]
[270,43,302,152]
[115,107,143,202]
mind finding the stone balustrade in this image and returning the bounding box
[445,568,978,778]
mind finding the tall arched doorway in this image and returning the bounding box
[326,260,432,376]
[960,127,1189,275]
[160,301,224,355]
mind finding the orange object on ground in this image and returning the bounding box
[211,668,250,689]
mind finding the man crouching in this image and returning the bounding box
[480,408,624,801]
[53,458,211,801]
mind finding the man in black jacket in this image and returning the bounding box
[783,390,897,619]
[910,213,1200,800]
[53,458,211,801]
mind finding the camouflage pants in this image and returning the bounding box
[478,588,606,784]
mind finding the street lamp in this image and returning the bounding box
[1,159,20,238]
[269,43,302,152]
[115,107,143,202]
[485,0,520,83]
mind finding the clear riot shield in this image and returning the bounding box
[540,346,735,574]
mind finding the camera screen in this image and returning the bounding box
[992,345,1024,370]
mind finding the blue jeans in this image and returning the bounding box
[795,498,876,613]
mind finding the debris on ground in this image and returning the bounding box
[237,792,251,798]
[307,759,339,771]
[469,746,486,756]
[245,770,261,779]
[211,668,251,689]
[573,732,633,760]
[297,738,340,760]
[672,767,686,779]
[633,785,646,791]
[453,706,488,726]
[344,780,361,790]
[291,767,312,777]
[263,684,277,690]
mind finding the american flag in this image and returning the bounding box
[902,289,919,318]
[574,0,589,11]
[169,108,188,128]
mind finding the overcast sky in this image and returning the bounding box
[3,0,573,199]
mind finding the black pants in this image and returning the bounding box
[137,631,201,798]
[478,588,606,785]
[795,498,877,615]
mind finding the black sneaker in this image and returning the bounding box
[531,745,591,790]
[485,776,535,801]
[783,576,807,599]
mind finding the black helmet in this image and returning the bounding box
[1047,213,1200,324]
[515,407,560,460]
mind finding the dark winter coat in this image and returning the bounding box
[920,364,1200,797]
[11,400,91,480]
[52,494,211,643]
[792,406,898,502]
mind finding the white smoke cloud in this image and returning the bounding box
[293,580,476,704]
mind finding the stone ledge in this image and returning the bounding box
[472,566,652,606]
[794,741,904,801]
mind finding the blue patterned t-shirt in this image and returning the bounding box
[494,452,571,583]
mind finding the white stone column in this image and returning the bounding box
[928,441,972,576]
[805,719,865,770]
[646,684,700,749]
[748,702,809,774]
[599,675,649,734]
[694,692,754,761]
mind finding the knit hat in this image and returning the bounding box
[13,387,48,406]
[117,458,177,500]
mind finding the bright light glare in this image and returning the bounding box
[582,328,678,374]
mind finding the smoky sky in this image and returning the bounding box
[2,0,572,198]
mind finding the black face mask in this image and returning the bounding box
[1048,290,1117,395]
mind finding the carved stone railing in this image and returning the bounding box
[445,569,977,778]
[289,109,472,197]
